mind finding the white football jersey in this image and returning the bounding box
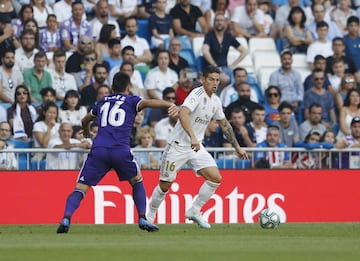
[168,87,225,145]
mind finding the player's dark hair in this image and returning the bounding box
[203,65,221,78]
[112,71,131,92]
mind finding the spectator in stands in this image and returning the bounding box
[0,49,23,104]
[22,18,40,49]
[89,121,98,140]
[39,14,61,53]
[133,126,161,169]
[335,116,360,169]
[343,16,360,74]
[254,125,293,168]
[174,68,196,105]
[204,0,231,32]
[119,61,146,97]
[95,24,117,63]
[145,50,178,99]
[148,87,176,127]
[23,51,52,103]
[303,68,336,129]
[0,105,6,122]
[130,110,146,148]
[149,0,174,50]
[263,85,282,125]
[7,85,36,142]
[303,54,331,92]
[32,101,59,162]
[109,0,138,28]
[320,129,337,168]
[74,49,97,91]
[0,121,18,170]
[31,0,54,29]
[46,122,91,170]
[65,35,94,74]
[299,103,326,141]
[170,0,208,39]
[258,0,274,37]
[12,4,33,39]
[203,118,225,149]
[90,0,120,41]
[60,1,92,52]
[59,90,87,126]
[247,104,267,144]
[220,67,259,107]
[53,0,78,24]
[225,81,260,123]
[306,21,333,69]
[337,88,360,139]
[108,45,137,82]
[36,87,56,116]
[335,73,357,111]
[0,13,18,54]
[269,49,303,113]
[231,0,265,39]
[154,106,178,148]
[120,16,152,72]
[328,57,346,96]
[308,3,342,41]
[282,6,313,54]
[80,63,109,108]
[137,0,158,19]
[15,29,39,73]
[294,130,323,169]
[254,157,270,169]
[202,13,248,87]
[103,39,122,71]
[168,37,189,75]
[224,106,256,148]
[325,37,357,77]
[330,0,356,35]
[49,50,77,101]
[273,101,300,147]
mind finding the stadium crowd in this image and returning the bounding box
[1,0,360,170]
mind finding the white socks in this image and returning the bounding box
[191,180,220,213]
[148,185,167,217]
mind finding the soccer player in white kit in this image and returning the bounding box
[147,65,248,229]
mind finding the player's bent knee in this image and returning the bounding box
[130,174,143,185]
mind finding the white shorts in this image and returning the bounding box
[160,141,217,182]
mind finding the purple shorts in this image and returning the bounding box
[77,147,140,186]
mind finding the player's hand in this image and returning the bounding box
[190,137,200,152]
[168,104,179,117]
[236,146,248,160]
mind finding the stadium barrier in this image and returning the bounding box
[0,168,359,224]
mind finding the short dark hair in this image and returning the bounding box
[53,49,66,61]
[34,51,47,60]
[278,101,294,112]
[316,21,328,29]
[254,158,270,169]
[314,54,326,61]
[1,48,14,58]
[112,71,131,92]
[120,61,134,71]
[40,87,56,97]
[162,87,175,99]
[92,63,108,74]
[347,15,359,26]
[108,38,121,49]
[203,65,221,78]
[233,67,247,77]
[122,45,135,56]
[21,29,35,39]
[309,102,322,112]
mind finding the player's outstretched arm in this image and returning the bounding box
[218,118,248,159]
[138,99,179,117]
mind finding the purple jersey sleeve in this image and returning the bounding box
[91,94,142,149]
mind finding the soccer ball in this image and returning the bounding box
[258,208,280,229]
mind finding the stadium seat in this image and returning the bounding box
[0,102,12,110]
[292,54,308,69]
[192,36,204,58]
[227,47,254,73]
[31,160,46,170]
[164,35,192,50]
[216,158,238,169]
[7,139,32,170]
[236,159,251,169]
[257,66,278,94]
[137,19,151,46]
[249,38,277,56]
[296,67,311,83]
[253,51,281,73]
[236,37,249,50]
[179,49,198,72]
[276,38,283,54]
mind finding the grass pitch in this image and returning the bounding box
[0,223,359,261]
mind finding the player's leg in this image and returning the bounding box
[185,147,221,229]
[56,149,110,233]
[146,142,186,223]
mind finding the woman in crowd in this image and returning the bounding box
[32,101,60,161]
[58,90,87,126]
[133,126,161,170]
[282,6,312,54]
[263,85,282,125]
[334,73,357,112]
[12,4,33,39]
[30,0,54,29]
[7,85,37,141]
[95,24,117,63]
[337,88,360,139]
[204,0,231,32]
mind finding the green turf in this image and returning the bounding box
[0,223,359,261]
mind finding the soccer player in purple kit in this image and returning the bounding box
[56,71,178,233]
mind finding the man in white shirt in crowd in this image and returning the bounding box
[15,29,39,73]
[46,122,91,170]
[0,121,18,170]
[49,49,77,101]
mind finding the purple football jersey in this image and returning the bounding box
[90,94,142,149]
